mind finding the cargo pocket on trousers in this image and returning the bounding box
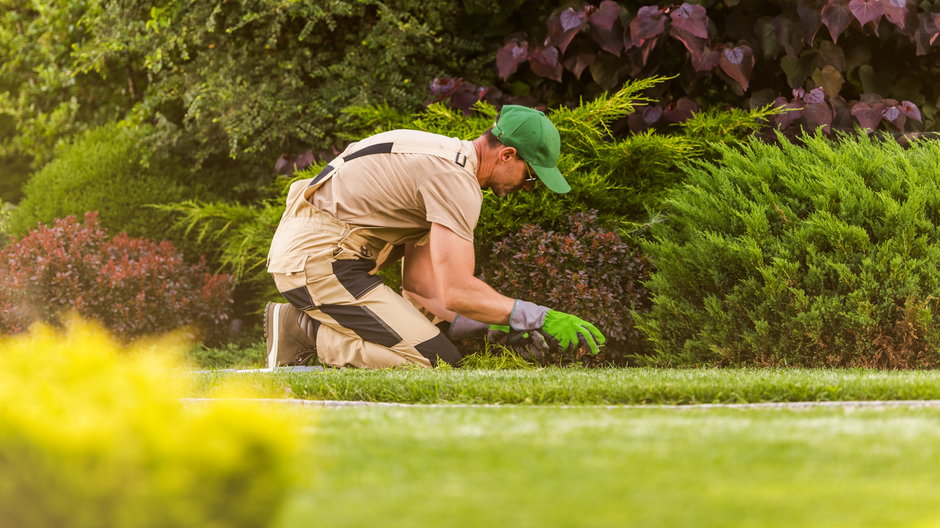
[332,258,383,299]
[268,254,316,311]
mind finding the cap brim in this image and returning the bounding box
[531,164,570,194]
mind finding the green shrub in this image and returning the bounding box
[637,132,940,368]
[0,149,30,203]
[0,200,13,240]
[0,319,301,528]
[2,0,548,181]
[8,123,196,252]
[161,192,293,315]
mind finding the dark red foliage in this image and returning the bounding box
[719,45,755,92]
[547,6,592,53]
[451,0,940,136]
[497,40,530,80]
[822,0,853,43]
[528,45,565,83]
[481,211,651,365]
[274,150,316,175]
[589,1,625,56]
[0,213,233,343]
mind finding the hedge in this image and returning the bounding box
[8,123,196,252]
[637,132,940,368]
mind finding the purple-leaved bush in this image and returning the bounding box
[482,211,651,365]
[0,213,233,343]
[433,1,934,135]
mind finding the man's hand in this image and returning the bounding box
[449,317,549,360]
[539,310,605,355]
[486,324,549,361]
[450,316,523,342]
[509,300,606,355]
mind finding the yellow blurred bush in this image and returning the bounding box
[0,320,304,527]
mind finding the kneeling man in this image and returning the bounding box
[265,105,604,368]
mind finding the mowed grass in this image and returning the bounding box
[276,405,940,528]
[201,367,940,404]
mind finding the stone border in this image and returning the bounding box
[191,366,324,375]
[181,398,940,410]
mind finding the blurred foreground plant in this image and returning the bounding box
[0,320,304,528]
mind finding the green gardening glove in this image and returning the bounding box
[510,300,606,355]
[539,310,606,355]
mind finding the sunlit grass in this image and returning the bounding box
[200,367,940,405]
[278,405,940,528]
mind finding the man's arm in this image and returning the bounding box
[403,223,606,355]
[428,223,516,323]
[402,223,515,325]
[400,237,455,323]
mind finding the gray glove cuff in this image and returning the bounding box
[510,300,549,332]
[449,314,489,339]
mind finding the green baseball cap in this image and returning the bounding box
[491,105,570,194]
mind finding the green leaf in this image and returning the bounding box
[815,40,847,71]
[590,53,629,91]
[858,64,889,94]
[812,65,844,98]
[781,53,816,89]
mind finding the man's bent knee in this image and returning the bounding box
[414,332,461,366]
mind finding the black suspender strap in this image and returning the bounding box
[307,140,468,189]
[342,142,394,162]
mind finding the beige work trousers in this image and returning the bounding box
[267,182,460,369]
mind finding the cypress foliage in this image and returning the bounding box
[637,132,940,368]
[342,78,780,248]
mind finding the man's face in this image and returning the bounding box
[489,149,536,197]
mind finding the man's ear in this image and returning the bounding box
[499,146,518,162]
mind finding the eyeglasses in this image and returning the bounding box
[522,161,538,183]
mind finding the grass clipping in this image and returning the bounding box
[0,319,305,528]
[457,342,536,370]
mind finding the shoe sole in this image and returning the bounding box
[264,302,281,370]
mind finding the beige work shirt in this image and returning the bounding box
[311,129,482,243]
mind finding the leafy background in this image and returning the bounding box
[3,0,940,365]
[452,0,939,136]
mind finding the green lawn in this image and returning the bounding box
[275,405,940,528]
[201,367,940,404]
[197,366,940,526]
